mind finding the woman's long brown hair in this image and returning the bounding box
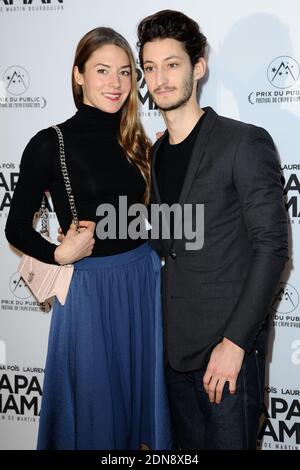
[72,27,151,203]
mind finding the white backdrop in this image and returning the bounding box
[0,0,299,450]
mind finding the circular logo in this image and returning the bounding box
[267,56,300,89]
[271,282,299,314]
[3,65,30,95]
[9,272,32,299]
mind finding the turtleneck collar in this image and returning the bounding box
[75,103,121,129]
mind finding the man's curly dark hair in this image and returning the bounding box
[137,9,207,69]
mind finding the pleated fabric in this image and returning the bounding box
[37,243,174,450]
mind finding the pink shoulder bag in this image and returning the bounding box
[18,125,79,305]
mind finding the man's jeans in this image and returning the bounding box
[166,350,265,450]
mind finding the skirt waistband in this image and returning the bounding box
[74,242,154,270]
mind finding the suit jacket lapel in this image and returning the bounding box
[172,107,218,252]
[151,107,218,254]
[177,107,217,205]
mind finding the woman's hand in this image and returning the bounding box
[57,220,90,243]
[57,226,64,243]
[54,220,96,265]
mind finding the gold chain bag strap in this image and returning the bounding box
[18,125,79,305]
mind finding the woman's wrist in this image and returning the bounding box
[54,246,64,265]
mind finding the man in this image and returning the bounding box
[137,10,288,449]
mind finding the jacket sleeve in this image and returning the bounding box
[5,129,58,264]
[148,135,167,258]
[222,126,288,351]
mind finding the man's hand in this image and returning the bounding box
[203,337,245,404]
[54,220,95,265]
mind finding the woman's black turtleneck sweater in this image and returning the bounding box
[5,103,146,263]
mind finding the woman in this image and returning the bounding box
[5,27,173,450]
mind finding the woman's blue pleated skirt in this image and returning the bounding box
[37,242,174,450]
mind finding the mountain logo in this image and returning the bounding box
[3,65,30,95]
[271,282,299,314]
[9,272,32,299]
[267,56,300,89]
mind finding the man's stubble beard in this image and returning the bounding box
[151,69,194,112]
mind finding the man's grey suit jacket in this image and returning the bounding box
[150,107,288,372]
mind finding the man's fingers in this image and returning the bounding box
[205,377,237,404]
[215,378,227,404]
[203,370,212,394]
[207,376,219,403]
[228,378,237,395]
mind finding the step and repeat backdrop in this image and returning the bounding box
[0,0,299,450]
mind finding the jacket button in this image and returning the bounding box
[170,252,177,259]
